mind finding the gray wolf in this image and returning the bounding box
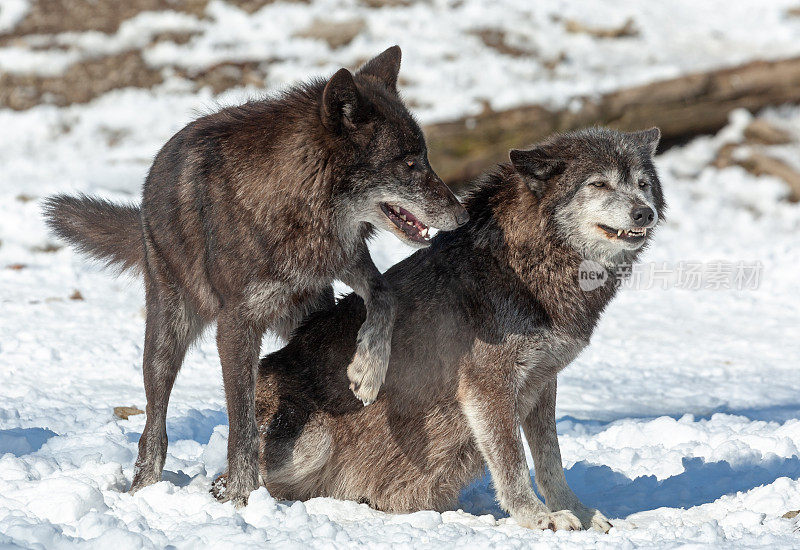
[42,46,468,506]
[235,127,664,530]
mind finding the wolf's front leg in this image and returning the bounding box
[459,363,582,531]
[339,243,397,405]
[216,308,263,507]
[522,378,612,533]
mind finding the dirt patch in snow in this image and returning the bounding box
[227,0,310,13]
[294,17,366,49]
[0,0,348,110]
[563,17,639,39]
[0,50,163,110]
[713,117,800,202]
[469,28,536,58]
[0,0,209,40]
[113,406,144,420]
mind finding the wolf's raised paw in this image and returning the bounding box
[516,509,582,531]
[347,347,387,406]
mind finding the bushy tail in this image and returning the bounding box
[42,193,144,273]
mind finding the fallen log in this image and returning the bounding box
[425,56,800,186]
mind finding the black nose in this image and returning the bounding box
[630,206,655,227]
[455,209,470,226]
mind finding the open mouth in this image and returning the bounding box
[597,224,648,243]
[381,203,431,244]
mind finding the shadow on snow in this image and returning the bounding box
[0,427,58,457]
[460,454,800,519]
[117,405,800,518]
[124,408,228,446]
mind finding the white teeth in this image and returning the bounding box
[387,205,431,239]
[617,229,623,237]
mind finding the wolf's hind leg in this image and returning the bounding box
[130,280,203,493]
[339,243,397,405]
[261,414,332,500]
[522,378,612,533]
[214,417,332,503]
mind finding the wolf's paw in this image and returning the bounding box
[567,504,613,533]
[589,509,613,533]
[347,347,387,406]
[129,467,160,494]
[515,509,583,531]
[211,472,260,508]
[215,487,249,508]
[210,473,228,501]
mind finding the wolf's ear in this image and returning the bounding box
[510,147,566,196]
[322,68,364,132]
[630,127,661,156]
[356,45,401,93]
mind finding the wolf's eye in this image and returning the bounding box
[589,180,607,188]
[638,180,649,188]
[406,160,415,168]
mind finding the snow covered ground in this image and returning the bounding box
[1,1,800,546]
[1,87,799,546]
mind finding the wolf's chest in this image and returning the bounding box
[508,332,589,417]
[514,331,589,380]
[243,279,330,317]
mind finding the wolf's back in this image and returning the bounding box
[43,194,144,273]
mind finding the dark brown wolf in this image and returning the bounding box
[237,127,664,530]
[43,46,468,506]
